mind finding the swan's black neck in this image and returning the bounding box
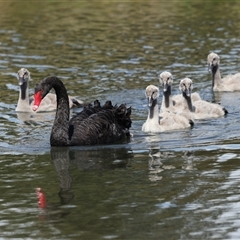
[40,76,70,146]
[149,99,158,119]
[163,86,171,108]
[183,92,194,112]
[20,81,28,100]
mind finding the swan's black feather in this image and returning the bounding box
[68,102,131,145]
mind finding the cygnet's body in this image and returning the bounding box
[142,84,193,133]
[159,71,201,113]
[207,52,240,91]
[179,78,228,119]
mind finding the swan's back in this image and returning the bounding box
[191,100,227,119]
[159,111,193,131]
[69,100,114,123]
[68,101,132,145]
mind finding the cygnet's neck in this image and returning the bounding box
[212,65,222,89]
[16,81,31,112]
[148,99,159,123]
[162,86,173,108]
[182,92,194,112]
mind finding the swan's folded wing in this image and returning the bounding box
[69,106,131,145]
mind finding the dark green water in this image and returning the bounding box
[1,1,240,239]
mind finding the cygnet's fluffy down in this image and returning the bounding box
[207,52,240,91]
[159,71,201,113]
[179,78,228,119]
[142,84,193,133]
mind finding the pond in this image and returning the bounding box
[0,1,240,239]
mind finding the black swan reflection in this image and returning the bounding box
[51,147,133,204]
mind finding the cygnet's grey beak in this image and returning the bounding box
[18,76,24,86]
[186,87,192,97]
[162,82,168,92]
[208,63,212,73]
[148,96,153,108]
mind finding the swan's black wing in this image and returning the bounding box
[70,100,113,123]
[68,104,132,146]
[68,100,116,141]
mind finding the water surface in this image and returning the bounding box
[0,1,240,239]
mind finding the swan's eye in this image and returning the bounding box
[213,58,215,61]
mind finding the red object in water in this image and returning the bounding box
[36,188,47,209]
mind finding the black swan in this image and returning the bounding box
[16,68,84,112]
[32,76,132,146]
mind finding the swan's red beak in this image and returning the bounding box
[33,91,42,111]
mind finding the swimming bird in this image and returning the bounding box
[32,76,132,146]
[159,71,201,113]
[142,84,193,133]
[16,68,83,112]
[207,52,240,91]
[179,78,228,119]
